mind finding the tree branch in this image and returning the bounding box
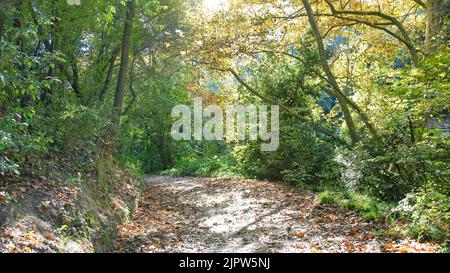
[323,0,420,65]
[412,0,426,8]
[122,55,137,116]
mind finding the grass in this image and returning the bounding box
[318,191,338,204]
[318,189,388,221]
[315,186,448,246]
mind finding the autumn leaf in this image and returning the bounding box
[0,191,7,202]
[399,247,409,253]
[44,232,55,241]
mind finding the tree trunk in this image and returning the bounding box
[301,0,360,145]
[99,48,120,102]
[0,9,5,39]
[71,55,81,100]
[425,0,449,54]
[112,0,135,130]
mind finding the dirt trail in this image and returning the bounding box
[115,176,439,253]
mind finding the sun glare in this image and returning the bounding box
[203,0,228,13]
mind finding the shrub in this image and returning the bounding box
[0,110,50,176]
[338,135,449,202]
[165,150,242,178]
[393,189,450,241]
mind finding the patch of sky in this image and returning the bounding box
[201,79,220,94]
[318,91,337,115]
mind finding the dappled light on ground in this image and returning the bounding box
[115,176,440,253]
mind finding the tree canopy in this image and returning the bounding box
[0,0,449,251]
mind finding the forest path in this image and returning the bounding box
[114,176,433,253]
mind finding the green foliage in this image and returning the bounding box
[319,191,337,205]
[1,0,449,248]
[339,137,449,201]
[47,101,114,172]
[162,141,243,178]
[117,69,192,174]
[318,190,387,221]
[0,16,63,107]
[231,53,342,185]
[393,189,450,241]
[336,50,450,202]
[0,110,50,176]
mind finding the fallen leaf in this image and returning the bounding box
[44,232,55,240]
[399,247,409,253]
[0,191,7,202]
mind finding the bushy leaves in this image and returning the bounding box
[394,190,450,241]
[0,110,50,176]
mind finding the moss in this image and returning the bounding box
[62,158,142,252]
[96,159,110,199]
[97,224,117,252]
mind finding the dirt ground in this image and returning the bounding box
[115,176,441,253]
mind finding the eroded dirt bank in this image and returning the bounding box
[0,160,141,253]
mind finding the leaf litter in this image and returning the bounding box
[115,176,441,253]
